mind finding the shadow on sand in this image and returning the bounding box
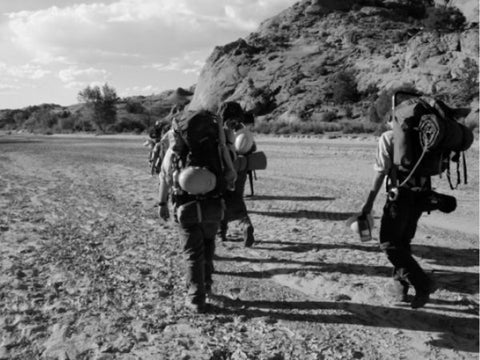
[208,297,479,353]
[250,210,356,221]
[246,194,335,201]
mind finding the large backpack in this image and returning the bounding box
[391,91,473,189]
[170,110,228,197]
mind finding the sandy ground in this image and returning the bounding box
[0,132,478,360]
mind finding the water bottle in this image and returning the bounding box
[357,214,372,242]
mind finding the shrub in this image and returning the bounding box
[452,58,479,105]
[317,111,337,122]
[329,71,359,104]
[344,105,353,118]
[125,100,145,114]
[113,117,146,133]
[423,5,465,32]
[340,119,378,134]
[55,117,75,133]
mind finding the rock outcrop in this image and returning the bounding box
[188,0,479,121]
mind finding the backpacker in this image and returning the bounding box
[170,110,235,199]
[391,91,473,189]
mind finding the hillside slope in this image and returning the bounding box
[189,0,479,124]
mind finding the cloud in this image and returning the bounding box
[120,84,163,97]
[58,66,110,89]
[6,0,297,68]
[150,50,207,75]
[0,61,50,80]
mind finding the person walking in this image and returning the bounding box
[218,101,256,247]
[360,88,472,309]
[157,109,236,313]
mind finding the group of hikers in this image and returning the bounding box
[146,87,473,314]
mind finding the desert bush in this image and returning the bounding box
[329,71,359,104]
[113,117,146,133]
[315,111,337,122]
[23,109,58,132]
[340,119,378,134]
[125,100,145,114]
[451,58,479,105]
[344,105,353,118]
[55,116,75,133]
[78,83,119,132]
[422,5,465,32]
[72,114,94,132]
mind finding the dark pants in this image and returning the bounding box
[379,188,430,292]
[220,170,253,233]
[177,222,218,305]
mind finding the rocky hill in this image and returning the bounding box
[188,0,479,127]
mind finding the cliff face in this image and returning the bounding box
[188,0,479,123]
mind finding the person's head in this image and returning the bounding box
[219,101,254,130]
[375,86,423,125]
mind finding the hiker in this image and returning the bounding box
[218,101,256,247]
[360,89,472,309]
[157,109,236,313]
[147,104,186,176]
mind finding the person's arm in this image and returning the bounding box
[361,131,392,215]
[361,172,386,215]
[158,177,170,221]
[157,149,173,221]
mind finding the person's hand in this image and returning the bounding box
[360,203,372,216]
[158,203,170,222]
[360,190,376,216]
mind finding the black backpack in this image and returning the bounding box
[391,91,473,189]
[171,110,226,197]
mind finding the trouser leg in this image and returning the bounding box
[379,192,429,292]
[202,222,219,290]
[178,224,205,305]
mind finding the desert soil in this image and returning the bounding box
[0,133,478,360]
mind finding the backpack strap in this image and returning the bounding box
[462,151,468,185]
[397,146,428,188]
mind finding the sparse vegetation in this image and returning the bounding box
[77,83,119,133]
[423,5,466,32]
[329,71,360,105]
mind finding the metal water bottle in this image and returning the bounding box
[357,214,372,242]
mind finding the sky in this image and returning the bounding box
[0,0,297,109]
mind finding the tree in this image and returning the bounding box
[77,83,118,132]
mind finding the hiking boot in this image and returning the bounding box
[411,278,437,309]
[184,298,206,314]
[386,279,409,303]
[243,225,255,247]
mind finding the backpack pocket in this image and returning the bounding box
[176,198,225,225]
[247,151,267,170]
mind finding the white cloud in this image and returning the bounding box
[150,50,208,75]
[58,66,110,89]
[6,0,297,68]
[120,84,163,97]
[0,62,50,80]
